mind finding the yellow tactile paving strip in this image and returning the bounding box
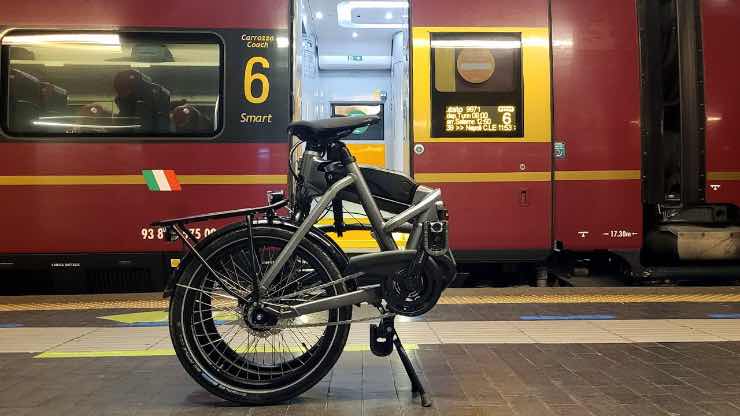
[2,293,740,311]
[0,299,168,311]
[34,344,418,359]
[5,319,739,358]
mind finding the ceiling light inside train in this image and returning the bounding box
[3,33,120,46]
[337,1,409,28]
[315,11,323,19]
[430,39,523,49]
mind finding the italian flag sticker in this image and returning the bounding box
[142,170,181,191]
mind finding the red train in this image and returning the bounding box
[0,0,738,293]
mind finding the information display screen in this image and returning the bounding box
[430,32,523,138]
[445,105,516,134]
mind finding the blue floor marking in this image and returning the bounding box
[708,313,740,319]
[520,314,616,321]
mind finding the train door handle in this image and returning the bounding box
[520,189,529,207]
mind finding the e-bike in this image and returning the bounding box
[153,115,456,406]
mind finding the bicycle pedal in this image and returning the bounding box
[369,323,394,357]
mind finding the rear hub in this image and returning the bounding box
[243,305,281,337]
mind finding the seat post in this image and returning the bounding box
[327,140,355,165]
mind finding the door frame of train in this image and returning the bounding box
[289,0,300,201]
[289,0,414,198]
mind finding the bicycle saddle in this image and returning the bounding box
[287,116,379,145]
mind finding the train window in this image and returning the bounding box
[430,32,523,138]
[331,103,384,140]
[1,31,221,138]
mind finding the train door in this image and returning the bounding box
[702,0,740,209]
[295,0,411,252]
[550,0,643,253]
[410,0,553,259]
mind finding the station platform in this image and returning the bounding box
[2,287,740,415]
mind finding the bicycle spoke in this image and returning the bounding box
[266,270,318,299]
[177,283,237,301]
[179,233,352,386]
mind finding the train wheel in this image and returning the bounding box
[169,226,351,405]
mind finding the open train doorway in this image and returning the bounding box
[295,0,410,174]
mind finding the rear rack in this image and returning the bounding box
[150,196,288,302]
[151,199,288,227]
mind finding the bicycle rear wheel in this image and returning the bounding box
[169,225,351,404]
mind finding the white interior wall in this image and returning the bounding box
[299,0,409,173]
[316,70,389,113]
[317,71,392,158]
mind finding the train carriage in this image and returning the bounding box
[0,0,738,293]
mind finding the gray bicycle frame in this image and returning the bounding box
[259,149,443,318]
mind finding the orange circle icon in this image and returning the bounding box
[456,49,495,84]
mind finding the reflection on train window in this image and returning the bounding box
[430,32,523,138]
[331,103,384,140]
[2,32,221,137]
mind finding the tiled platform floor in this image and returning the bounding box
[3,319,740,356]
[1,287,740,415]
[2,343,740,415]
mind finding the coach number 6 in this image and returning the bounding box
[244,56,270,104]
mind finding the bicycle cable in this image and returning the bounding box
[288,139,304,183]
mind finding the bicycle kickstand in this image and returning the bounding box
[393,327,432,407]
[370,316,432,407]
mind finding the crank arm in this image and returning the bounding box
[263,285,381,319]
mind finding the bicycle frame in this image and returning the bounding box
[259,159,442,290]
[154,149,445,319]
[258,154,443,318]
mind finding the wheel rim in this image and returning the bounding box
[178,234,347,391]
